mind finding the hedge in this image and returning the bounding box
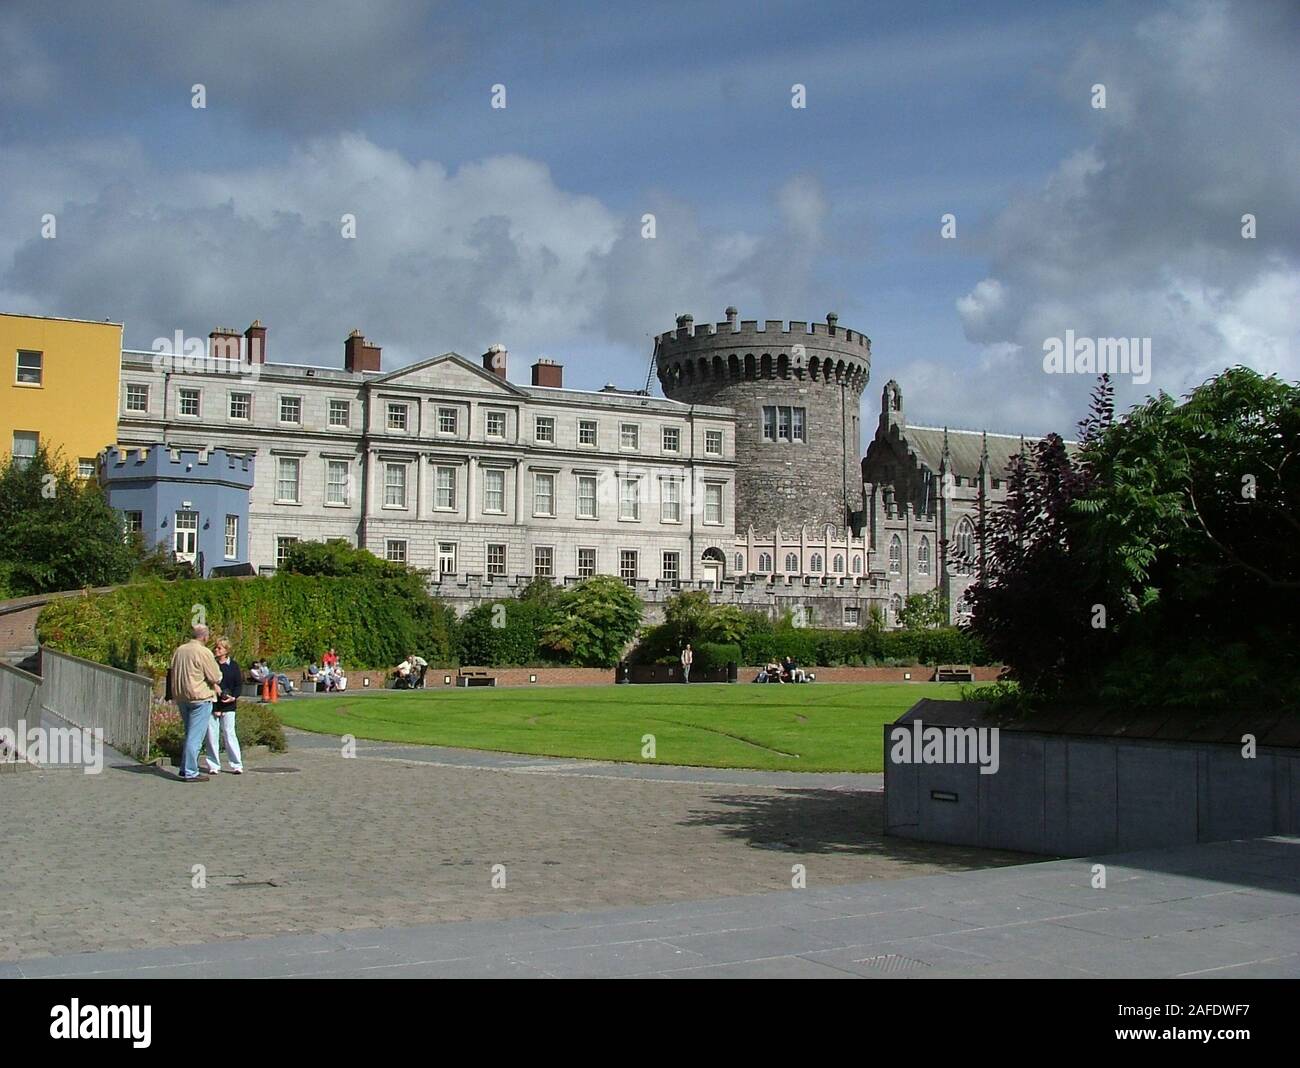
[36,574,456,676]
[694,642,741,671]
[455,599,562,667]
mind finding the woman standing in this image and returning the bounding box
[204,638,244,774]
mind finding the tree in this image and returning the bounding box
[280,539,412,579]
[541,575,643,667]
[896,590,949,630]
[0,445,134,596]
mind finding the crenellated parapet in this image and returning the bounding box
[655,309,870,396]
[99,443,255,488]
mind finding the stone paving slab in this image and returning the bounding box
[9,837,1298,978]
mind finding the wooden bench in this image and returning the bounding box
[935,664,975,683]
[457,668,498,688]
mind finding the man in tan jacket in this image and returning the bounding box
[168,624,222,781]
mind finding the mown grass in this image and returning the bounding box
[277,682,965,772]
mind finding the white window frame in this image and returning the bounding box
[328,399,350,428]
[434,465,456,511]
[534,415,555,444]
[619,423,640,450]
[438,542,457,576]
[576,547,597,579]
[578,419,598,447]
[325,460,351,506]
[387,402,408,432]
[173,509,198,561]
[386,539,408,564]
[276,536,299,567]
[533,472,555,517]
[533,545,554,578]
[705,429,723,456]
[482,468,506,514]
[275,457,301,504]
[485,410,506,439]
[224,515,239,559]
[619,476,641,521]
[704,482,723,525]
[437,406,457,435]
[662,426,680,453]
[619,549,638,582]
[178,388,201,418]
[486,543,507,576]
[576,474,597,519]
[279,395,302,425]
[15,350,42,386]
[659,477,681,523]
[384,462,408,509]
[662,551,680,583]
[228,391,251,420]
[125,383,149,412]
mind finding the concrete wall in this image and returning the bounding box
[41,648,152,760]
[0,661,41,767]
[885,729,1300,856]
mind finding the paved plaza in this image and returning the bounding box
[3,731,1296,977]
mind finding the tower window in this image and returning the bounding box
[762,406,806,442]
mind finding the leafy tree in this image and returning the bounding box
[541,575,643,667]
[280,539,412,579]
[0,445,134,595]
[896,590,949,630]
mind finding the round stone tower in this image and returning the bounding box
[654,308,870,534]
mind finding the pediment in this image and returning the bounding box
[371,352,526,397]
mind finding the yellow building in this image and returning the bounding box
[0,312,124,476]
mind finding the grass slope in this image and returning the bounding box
[276,682,965,773]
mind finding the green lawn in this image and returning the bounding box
[276,683,965,773]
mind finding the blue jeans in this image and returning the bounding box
[177,700,213,778]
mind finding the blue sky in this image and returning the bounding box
[1,0,1295,435]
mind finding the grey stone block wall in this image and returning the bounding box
[886,728,1300,856]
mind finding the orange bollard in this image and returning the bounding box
[269,673,278,703]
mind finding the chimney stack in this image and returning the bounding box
[482,343,507,380]
[531,358,563,388]
[244,320,267,363]
[344,329,382,373]
[209,326,242,361]
[725,306,738,327]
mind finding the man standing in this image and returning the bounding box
[680,643,693,684]
[168,624,222,782]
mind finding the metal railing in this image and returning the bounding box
[40,648,152,760]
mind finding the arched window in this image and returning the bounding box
[810,553,823,573]
[833,554,844,573]
[758,552,773,573]
[888,534,902,575]
[917,536,931,576]
[889,593,902,622]
[954,518,975,574]
[852,556,863,574]
[734,553,744,573]
[784,552,799,572]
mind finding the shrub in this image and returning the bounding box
[540,575,643,667]
[150,701,286,763]
[456,599,559,666]
[694,642,741,671]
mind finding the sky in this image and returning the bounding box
[1,0,1296,437]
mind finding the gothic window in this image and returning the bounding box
[734,553,744,573]
[784,552,799,572]
[833,554,844,573]
[888,535,902,575]
[954,518,975,573]
[758,552,773,573]
[890,593,902,622]
[918,536,931,576]
[852,556,863,574]
[810,553,823,573]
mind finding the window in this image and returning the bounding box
[124,511,143,539]
[173,510,198,560]
[619,423,639,450]
[384,463,408,508]
[890,593,903,622]
[833,554,845,573]
[578,419,597,446]
[534,546,554,577]
[662,426,680,453]
[784,552,799,572]
[577,547,596,579]
[917,536,931,576]
[954,519,975,573]
[11,431,37,469]
[852,556,863,574]
[437,407,457,435]
[757,552,773,573]
[434,466,455,510]
[229,392,251,420]
[619,476,641,521]
[279,396,301,424]
[385,540,407,564]
[276,457,300,503]
[126,383,149,412]
[660,478,681,523]
[735,553,745,573]
[438,542,457,575]
[533,472,555,516]
[387,403,408,431]
[810,553,823,573]
[15,350,42,385]
[329,399,350,427]
[705,429,723,455]
[844,605,862,625]
[485,410,506,438]
[888,535,902,575]
[276,536,299,567]
[534,416,555,443]
[662,551,680,583]
[576,474,597,519]
[326,460,350,506]
[487,544,507,576]
[178,388,201,417]
[619,550,638,582]
[224,515,239,559]
[77,458,95,479]
[704,482,723,525]
[762,406,806,442]
[483,468,505,513]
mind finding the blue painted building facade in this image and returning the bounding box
[100,444,254,576]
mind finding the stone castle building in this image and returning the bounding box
[110,310,1050,626]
